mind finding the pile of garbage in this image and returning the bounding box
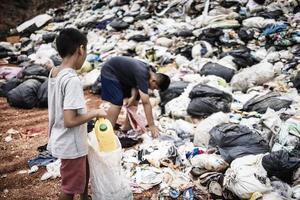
[2,0,300,199]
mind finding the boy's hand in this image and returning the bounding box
[92,109,106,119]
[125,96,136,107]
[149,125,159,138]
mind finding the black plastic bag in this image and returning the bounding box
[109,19,129,31]
[37,80,48,108]
[21,63,49,77]
[238,28,254,43]
[159,81,189,108]
[209,123,269,162]
[7,79,41,109]
[243,92,292,114]
[189,84,232,101]
[262,150,300,183]
[187,96,231,117]
[0,78,23,97]
[221,47,258,69]
[200,62,235,82]
[198,28,224,45]
[187,84,232,117]
[292,71,300,92]
[128,35,150,42]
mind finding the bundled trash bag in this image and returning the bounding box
[262,150,300,184]
[223,154,272,199]
[0,78,22,97]
[7,79,41,109]
[21,63,50,77]
[87,131,133,200]
[243,92,292,114]
[37,80,48,108]
[209,123,269,162]
[199,62,235,82]
[230,62,274,92]
[187,84,232,117]
[159,81,189,112]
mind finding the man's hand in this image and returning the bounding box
[149,124,159,138]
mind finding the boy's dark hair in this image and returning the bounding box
[156,73,170,91]
[56,28,87,58]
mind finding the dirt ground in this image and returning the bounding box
[0,91,156,200]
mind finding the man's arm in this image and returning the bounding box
[139,90,159,137]
[64,109,106,128]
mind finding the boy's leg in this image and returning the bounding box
[80,158,89,200]
[106,104,122,128]
[60,156,87,200]
[59,193,74,200]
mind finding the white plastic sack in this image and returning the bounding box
[191,153,229,172]
[194,112,229,147]
[230,62,274,92]
[223,154,272,199]
[88,131,133,200]
[242,17,275,29]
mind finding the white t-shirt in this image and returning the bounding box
[47,68,88,159]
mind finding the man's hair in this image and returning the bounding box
[56,28,87,58]
[156,73,170,91]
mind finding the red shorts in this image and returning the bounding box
[60,155,89,194]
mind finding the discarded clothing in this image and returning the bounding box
[28,151,57,168]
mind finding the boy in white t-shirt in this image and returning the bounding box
[47,28,106,200]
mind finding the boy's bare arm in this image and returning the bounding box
[64,109,106,128]
[139,90,159,137]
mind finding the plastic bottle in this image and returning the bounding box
[94,118,117,152]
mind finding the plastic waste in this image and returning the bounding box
[88,130,133,200]
[94,118,117,152]
[223,154,272,199]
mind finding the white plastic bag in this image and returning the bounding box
[193,112,229,147]
[223,154,272,199]
[230,62,274,92]
[88,131,133,200]
[191,153,229,172]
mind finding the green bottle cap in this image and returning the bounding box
[100,124,107,131]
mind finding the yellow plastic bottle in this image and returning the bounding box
[94,118,117,152]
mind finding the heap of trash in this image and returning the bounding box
[1,0,300,199]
